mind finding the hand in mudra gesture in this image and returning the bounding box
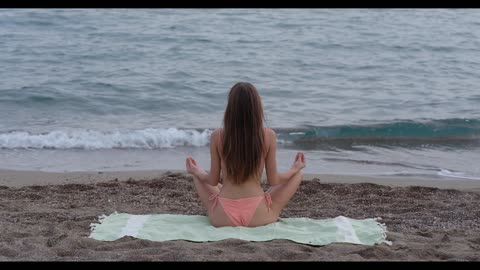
[290,152,306,172]
[185,156,206,176]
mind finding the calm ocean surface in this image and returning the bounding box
[0,9,479,180]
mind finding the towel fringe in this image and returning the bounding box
[374,217,392,246]
[89,211,119,232]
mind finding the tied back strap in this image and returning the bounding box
[209,193,219,212]
[264,192,273,212]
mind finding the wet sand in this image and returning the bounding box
[0,170,479,261]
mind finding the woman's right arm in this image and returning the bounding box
[185,129,221,186]
[265,129,303,186]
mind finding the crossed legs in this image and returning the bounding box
[267,170,303,217]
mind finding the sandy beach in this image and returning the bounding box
[0,169,479,261]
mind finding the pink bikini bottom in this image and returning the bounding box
[209,192,273,226]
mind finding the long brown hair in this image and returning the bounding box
[222,82,265,185]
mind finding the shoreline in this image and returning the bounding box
[1,169,479,192]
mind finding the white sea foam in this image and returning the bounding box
[437,169,480,180]
[0,128,213,149]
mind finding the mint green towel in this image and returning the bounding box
[89,213,391,246]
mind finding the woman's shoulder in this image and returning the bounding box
[212,128,223,137]
[211,128,223,145]
[263,127,276,137]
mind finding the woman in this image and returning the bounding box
[186,82,306,227]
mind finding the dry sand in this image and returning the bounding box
[0,169,479,261]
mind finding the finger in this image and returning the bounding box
[301,153,305,163]
[295,152,300,161]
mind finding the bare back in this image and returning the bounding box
[216,128,269,197]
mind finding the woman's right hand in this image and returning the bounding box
[186,156,203,176]
[290,152,306,172]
